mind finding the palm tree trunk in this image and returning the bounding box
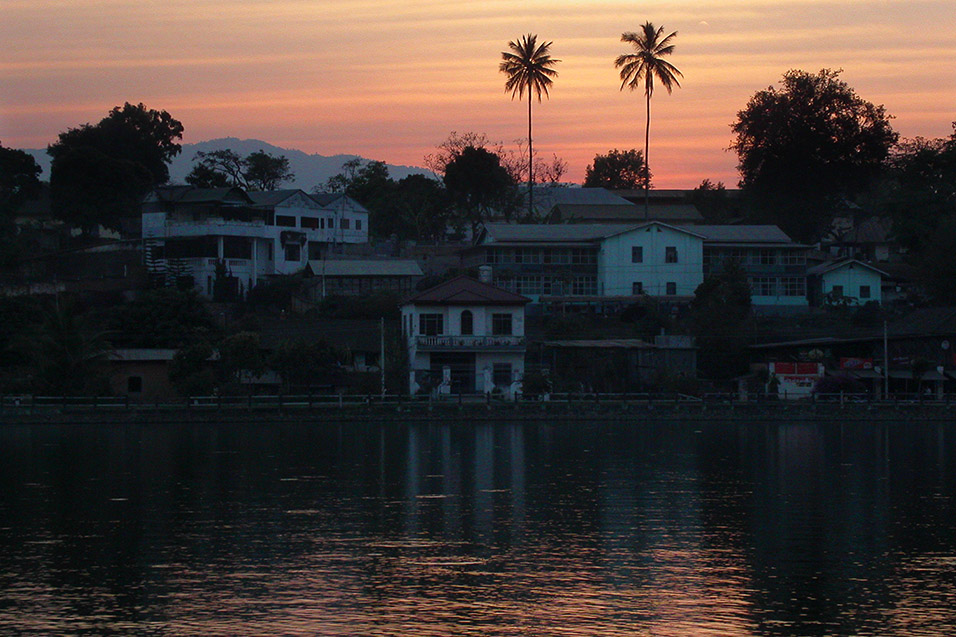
[644,91,651,221]
[528,90,534,220]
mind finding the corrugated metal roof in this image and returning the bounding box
[545,187,634,207]
[806,259,889,277]
[110,349,179,361]
[481,221,705,244]
[310,192,345,206]
[680,225,798,245]
[556,203,703,222]
[247,189,303,206]
[306,259,423,277]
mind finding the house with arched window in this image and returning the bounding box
[401,276,530,397]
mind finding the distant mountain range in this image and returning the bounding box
[23,137,430,190]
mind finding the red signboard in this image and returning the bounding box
[840,357,874,370]
[771,362,822,375]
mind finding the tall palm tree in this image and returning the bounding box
[615,22,682,219]
[500,34,559,219]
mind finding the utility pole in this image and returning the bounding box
[883,320,889,398]
[380,317,386,398]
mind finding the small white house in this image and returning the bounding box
[401,276,530,397]
[808,259,888,305]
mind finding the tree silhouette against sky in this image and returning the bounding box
[500,34,559,218]
[615,22,682,218]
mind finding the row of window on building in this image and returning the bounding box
[486,247,597,265]
[417,312,514,336]
[703,249,806,267]
[493,275,598,297]
[274,215,362,231]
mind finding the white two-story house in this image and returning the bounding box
[401,275,530,396]
[142,186,369,297]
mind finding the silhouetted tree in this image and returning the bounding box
[48,103,183,232]
[500,34,560,219]
[443,146,517,233]
[690,259,752,380]
[186,148,293,191]
[731,69,898,241]
[583,148,648,189]
[0,143,42,263]
[30,303,111,395]
[878,124,956,255]
[615,22,682,218]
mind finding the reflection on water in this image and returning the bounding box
[1,420,956,635]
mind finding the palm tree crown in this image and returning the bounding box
[500,34,559,101]
[615,22,682,219]
[500,34,559,218]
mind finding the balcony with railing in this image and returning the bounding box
[414,335,526,351]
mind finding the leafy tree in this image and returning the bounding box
[690,179,740,223]
[583,148,648,190]
[730,69,898,241]
[690,259,752,379]
[48,103,183,232]
[0,143,42,214]
[499,33,560,219]
[217,332,265,391]
[321,159,395,237]
[389,174,453,241]
[30,303,111,395]
[168,341,216,397]
[0,143,42,263]
[879,125,956,255]
[443,145,517,233]
[183,161,231,188]
[270,339,343,391]
[186,148,294,191]
[49,146,152,234]
[108,288,219,348]
[615,22,682,218]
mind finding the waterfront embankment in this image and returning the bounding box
[4,394,956,424]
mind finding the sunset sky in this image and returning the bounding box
[2,0,953,187]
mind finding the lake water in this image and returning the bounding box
[1,418,956,636]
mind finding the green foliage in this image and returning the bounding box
[918,216,956,302]
[270,339,342,390]
[730,69,898,241]
[243,150,294,191]
[0,143,42,215]
[168,341,216,397]
[30,303,112,395]
[246,275,303,310]
[443,145,518,230]
[615,22,682,200]
[48,103,183,232]
[217,332,266,390]
[876,125,956,290]
[108,288,219,348]
[316,291,402,320]
[0,142,43,264]
[690,179,739,223]
[186,148,294,191]
[583,149,648,190]
[499,33,560,218]
[691,259,752,334]
[388,174,453,241]
[691,259,752,380]
[520,369,552,398]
